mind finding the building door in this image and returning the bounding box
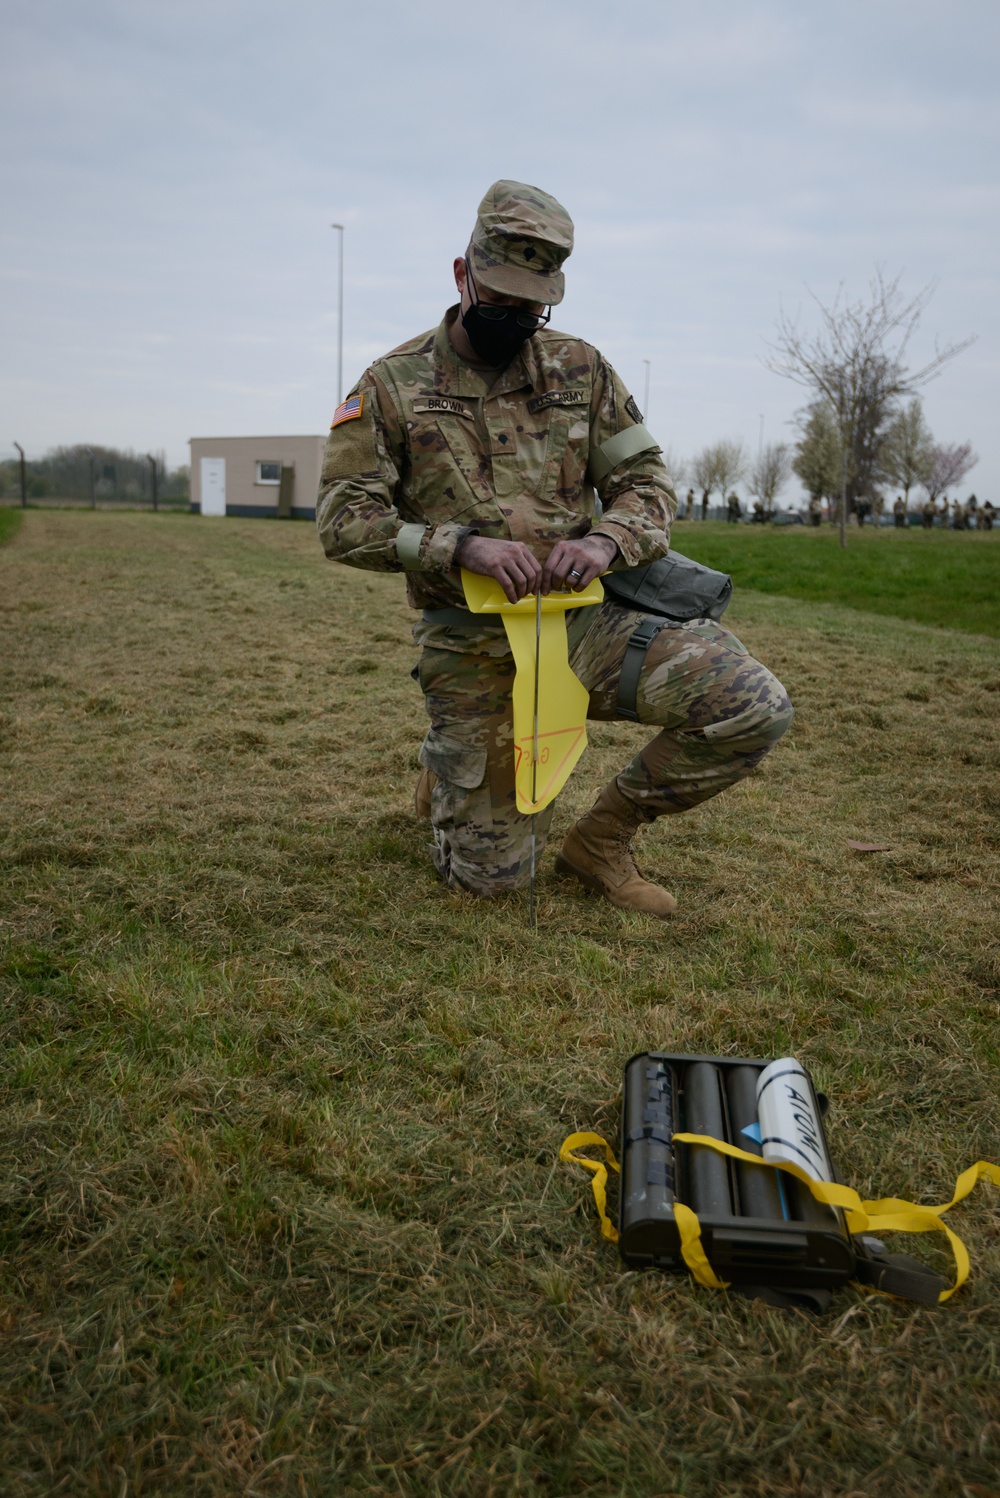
[200,457,226,516]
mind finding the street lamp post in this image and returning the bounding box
[331,223,345,405]
[14,442,26,508]
[642,360,651,421]
[85,447,96,510]
[147,453,158,512]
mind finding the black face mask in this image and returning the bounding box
[461,301,535,366]
[460,263,549,366]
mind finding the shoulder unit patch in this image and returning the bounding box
[624,395,643,424]
[331,394,364,428]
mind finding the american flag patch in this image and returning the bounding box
[331,394,363,428]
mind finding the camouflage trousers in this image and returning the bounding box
[416,599,793,895]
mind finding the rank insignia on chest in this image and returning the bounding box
[331,395,364,428]
[527,389,588,414]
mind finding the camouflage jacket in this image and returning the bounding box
[316,307,677,618]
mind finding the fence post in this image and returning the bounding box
[14,442,27,507]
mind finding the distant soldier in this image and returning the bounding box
[684,487,695,521]
[751,499,766,524]
[873,494,885,526]
[952,498,965,530]
[922,496,937,529]
[981,500,995,531]
[700,487,710,522]
[966,494,979,530]
[893,494,907,528]
[939,498,950,526]
[726,491,741,523]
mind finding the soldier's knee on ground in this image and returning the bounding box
[431,828,533,896]
[427,772,553,897]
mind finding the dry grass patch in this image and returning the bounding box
[1,511,998,1496]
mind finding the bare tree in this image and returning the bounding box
[690,446,720,517]
[750,442,792,518]
[765,268,974,548]
[923,442,978,503]
[880,398,934,509]
[712,440,746,516]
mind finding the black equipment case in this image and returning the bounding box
[619,1052,856,1294]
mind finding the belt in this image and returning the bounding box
[421,606,504,628]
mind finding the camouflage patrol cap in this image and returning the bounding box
[468,179,574,306]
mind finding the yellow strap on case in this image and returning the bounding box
[560,1129,1000,1301]
[559,1132,620,1243]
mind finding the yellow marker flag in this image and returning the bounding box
[461,570,603,814]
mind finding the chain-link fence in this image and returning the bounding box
[1,445,189,510]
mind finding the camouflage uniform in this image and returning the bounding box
[316,181,793,895]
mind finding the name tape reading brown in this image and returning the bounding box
[411,397,475,420]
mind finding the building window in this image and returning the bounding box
[256,461,281,485]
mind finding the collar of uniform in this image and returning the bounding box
[490,337,537,400]
[433,308,492,397]
[434,305,536,400]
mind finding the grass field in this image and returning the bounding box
[2,511,999,1497]
[676,521,1000,637]
[0,507,24,546]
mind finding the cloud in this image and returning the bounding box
[1,0,997,495]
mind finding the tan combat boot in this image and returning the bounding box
[415,767,436,820]
[556,779,677,917]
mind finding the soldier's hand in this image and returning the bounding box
[542,534,618,594]
[455,535,543,604]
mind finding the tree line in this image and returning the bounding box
[0,445,189,504]
[659,439,794,520]
[661,272,979,531]
[791,397,976,511]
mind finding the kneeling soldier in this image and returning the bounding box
[316,181,793,915]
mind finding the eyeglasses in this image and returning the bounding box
[465,261,551,330]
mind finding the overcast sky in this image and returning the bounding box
[2,0,997,500]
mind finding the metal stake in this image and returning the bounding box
[14,442,26,508]
[529,586,541,931]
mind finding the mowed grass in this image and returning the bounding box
[676,520,1000,637]
[1,511,998,1498]
[0,507,24,546]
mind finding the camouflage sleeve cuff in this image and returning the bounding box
[424,522,477,572]
[589,518,663,569]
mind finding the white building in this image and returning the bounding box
[189,435,325,519]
